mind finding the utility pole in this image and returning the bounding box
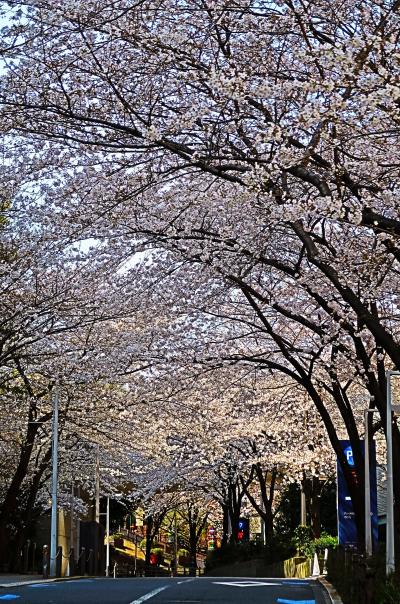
[50,384,59,577]
[105,496,110,577]
[301,415,308,526]
[69,483,74,577]
[95,447,100,524]
[364,409,372,558]
[173,510,178,576]
[385,371,400,576]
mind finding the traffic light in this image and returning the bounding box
[237,518,249,541]
[207,526,216,549]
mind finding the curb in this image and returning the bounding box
[317,576,343,604]
[0,576,96,588]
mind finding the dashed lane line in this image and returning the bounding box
[129,585,170,604]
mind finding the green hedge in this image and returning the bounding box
[293,526,338,558]
[376,576,400,604]
[326,545,397,604]
[206,537,296,571]
[205,527,338,572]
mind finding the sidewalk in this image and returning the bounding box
[0,574,94,588]
[0,574,43,587]
[318,576,344,604]
[0,574,99,588]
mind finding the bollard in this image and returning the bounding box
[69,547,75,577]
[55,545,62,577]
[31,542,37,573]
[23,540,30,573]
[365,556,375,604]
[312,552,320,576]
[189,565,196,577]
[322,548,328,575]
[79,547,86,576]
[87,548,94,576]
[42,545,49,579]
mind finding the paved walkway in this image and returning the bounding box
[0,575,43,586]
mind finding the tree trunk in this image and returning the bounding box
[221,504,229,547]
[309,477,321,539]
[0,400,52,571]
[228,489,241,545]
[187,506,207,576]
[243,466,276,541]
[144,515,154,573]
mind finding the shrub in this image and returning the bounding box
[292,525,314,557]
[376,576,400,604]
[150,547,164,564]
[314,533,338,555]
[139,538,147,551]
[264,535,296,564]
[205,536,295,571]
[292,526,337,558]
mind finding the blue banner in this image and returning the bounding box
[337,440,378,547]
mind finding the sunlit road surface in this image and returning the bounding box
[0,576,331,603]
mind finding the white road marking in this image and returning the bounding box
[277,600,315,604]
[213,580,281,587]
[177,578,196,585]
[129,585,169,604]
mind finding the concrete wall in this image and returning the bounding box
[206,556,311,578]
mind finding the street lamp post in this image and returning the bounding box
[50,385,60,577]
[301,491,307,525]
[364,408,379,557]
[386,370,400,576]
[134,530,138,576]
[101,492,124,576]
[300,478,307,526]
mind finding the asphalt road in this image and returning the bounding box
[0,576,331,604]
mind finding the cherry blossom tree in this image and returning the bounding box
[0,197,165,568]
[1,0,400,553]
